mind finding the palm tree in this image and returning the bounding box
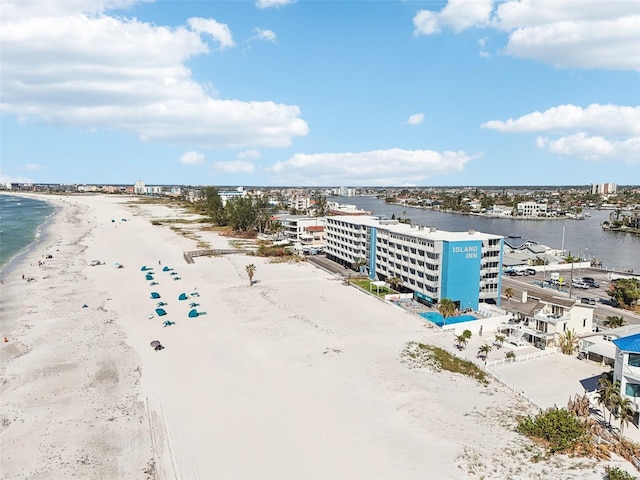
[557,329,580,355]
[477,344,492,360]
[604,315,626,329]
[616,395,633,439]
[387,276,403,292]
[494,334,506,349]
[438,298,456,318]
[245,264,256,286]
[505,351,516,361]
[352,258,367,274]
[596,377,621,427]
[455,334,468,350]
[503,287,515,310]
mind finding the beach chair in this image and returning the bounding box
[173,277,181,281]
[189,302,200,307]
[162,320,175,327]
[150,281,158,286]
[157,301,167,307]
[190,292,200,297]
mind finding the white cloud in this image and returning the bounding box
[0,2,308,149]
[237,149,262,160]
[414,0,493,35]
[187,17,234,50]
[213,160,255,174]
[484,104,640,163]
[256,0,296,9]
[413,0,640,71]
[538,133,640,163]
[251,28,277,43]
[179,151,205,165]
[0,173,34,183]
[267,148,472,186]
[25,163,45,171]
[405,113,425,125]
[482,104,640,136]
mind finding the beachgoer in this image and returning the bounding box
[159,260,161,265]
[22,274,25,280]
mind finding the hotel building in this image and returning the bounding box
[325,216,503,310]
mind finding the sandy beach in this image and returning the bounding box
[0,193,634,479]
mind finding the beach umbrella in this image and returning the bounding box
[150,340,161,348]
[151,292,161,299]
[155,308,167,316]
[178,293,188,301]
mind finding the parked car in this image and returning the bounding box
[580,297,596,305]
[584,279,600,288]
[525,268,536,276]
[572,281,589,289]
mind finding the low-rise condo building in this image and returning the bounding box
[613,334,640,425]
[325,216,503,310]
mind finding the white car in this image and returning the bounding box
[572,281,589,289]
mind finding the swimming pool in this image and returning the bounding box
[419,312,477,327]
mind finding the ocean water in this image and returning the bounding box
[0,194,55,272]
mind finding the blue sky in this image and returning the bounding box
[1,0,639,187]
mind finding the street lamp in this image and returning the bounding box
[578,248,588,278]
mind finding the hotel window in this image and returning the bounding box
[625,383,640,397]
[629,354,640,368]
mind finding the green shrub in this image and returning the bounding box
[604,466,638,480]
[400,342,488,385]
[517,407,588,453]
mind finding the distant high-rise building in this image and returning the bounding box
[591,183,617,195]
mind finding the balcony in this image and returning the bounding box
[533,311,570,325]
[623,364,640,382]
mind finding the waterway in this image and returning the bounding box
[329,197,640,274]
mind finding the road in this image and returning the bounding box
[502,267,640,326]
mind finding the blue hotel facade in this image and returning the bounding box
[325,216,504,310]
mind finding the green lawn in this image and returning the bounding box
[350,278,394,297]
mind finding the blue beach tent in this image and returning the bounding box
[188,309,207,318]
[155,308,167,316]
[150,292,161,299]
[178,293,188,301]
[145,274,154,280]
[162,266,173,272]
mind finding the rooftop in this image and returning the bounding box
[328,215,502,241]
[613,333,640,353]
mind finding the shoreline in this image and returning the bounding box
[0,193,59,280]
[1,194,635,479]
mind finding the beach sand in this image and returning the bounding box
[0,193,634,479]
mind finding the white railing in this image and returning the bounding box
[484,367,547,411]
[485,347,557,368]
